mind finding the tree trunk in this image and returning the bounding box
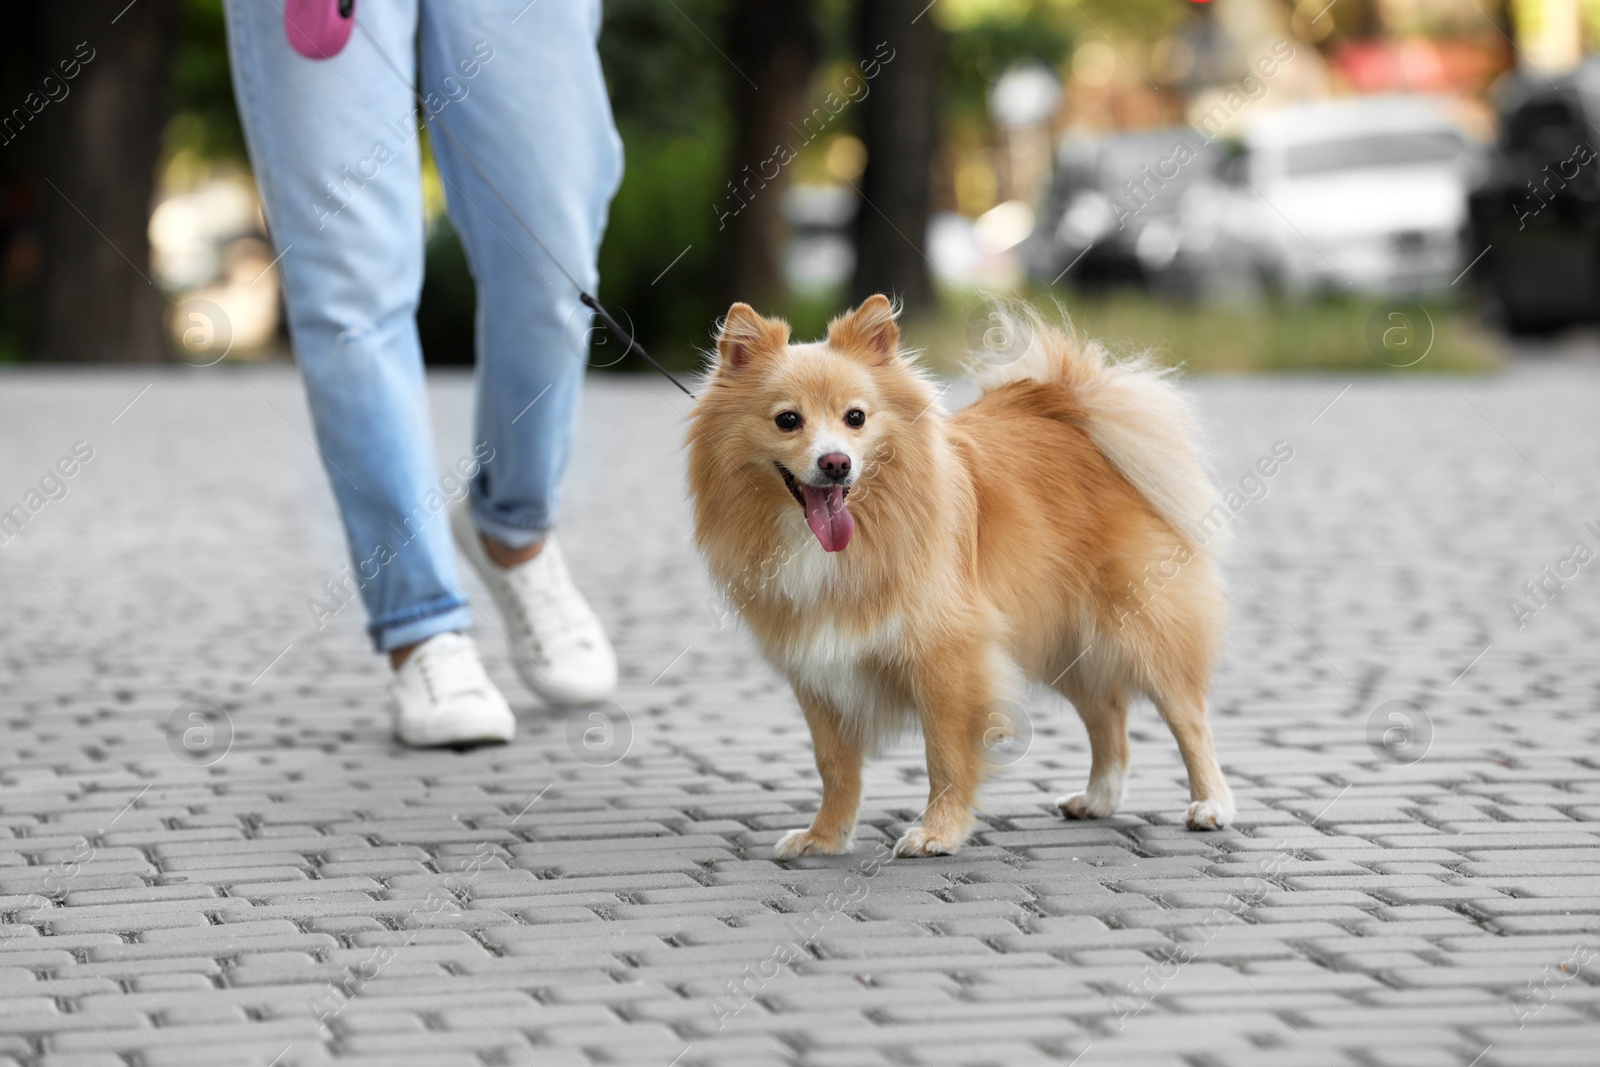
[720,0,819,309]
[850,0,940,311]
[34,0,178,362]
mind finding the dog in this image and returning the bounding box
[686,294,1232,858]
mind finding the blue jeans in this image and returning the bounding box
[224,0,623,651]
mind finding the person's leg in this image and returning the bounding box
[224,0,472,654]
[406,0,622,705]
[416,0,623,548]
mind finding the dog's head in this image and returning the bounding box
[687,294,936,556]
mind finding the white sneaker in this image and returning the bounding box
[389,632,516,747]
[451,506,619,706]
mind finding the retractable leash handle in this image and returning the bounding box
[285,0,356,60]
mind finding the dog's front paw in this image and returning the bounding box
[1184,797,1234,831]
[892,826,962,858]
[774,828,851,859]
[1057,791,1116,820]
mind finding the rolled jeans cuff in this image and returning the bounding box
[369,596,474,653]
[468,497,551,551]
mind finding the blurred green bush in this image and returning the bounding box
[907,287,1503,377]
[422,0,732,372]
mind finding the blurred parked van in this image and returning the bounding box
[1193,96,1478,296]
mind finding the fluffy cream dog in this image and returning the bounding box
[687,295,1232,857]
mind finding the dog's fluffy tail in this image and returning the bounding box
[972,307,1228,556]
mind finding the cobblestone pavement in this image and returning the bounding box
[5,344,1600,1067]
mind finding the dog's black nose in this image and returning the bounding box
[817,453,851,481]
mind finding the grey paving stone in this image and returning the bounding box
[5,361,1600,1065]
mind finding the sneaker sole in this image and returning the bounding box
[396,714,515,749]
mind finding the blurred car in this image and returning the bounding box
[783,184,857,292]
[1467,59,1600,335]
[1025,128,1221,291]
[1183,96,1478,296]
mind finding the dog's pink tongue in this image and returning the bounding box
[802,484,854,552]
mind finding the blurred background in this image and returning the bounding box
[2,0,1598,374]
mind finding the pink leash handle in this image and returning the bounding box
[285,0,356,60]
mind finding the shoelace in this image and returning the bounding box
[413,638,488,703]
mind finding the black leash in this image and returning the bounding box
[349,18,697,399]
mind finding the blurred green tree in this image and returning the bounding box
[720,1,821,309]
[25,0,180,362]
[0,0,231,362]
[165,0,246,164]
[593,0,736,369]
[850,0,943,311]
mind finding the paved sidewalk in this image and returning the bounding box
[4,350,1600,1067]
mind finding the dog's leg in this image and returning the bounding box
[894,659,989,858]
[1151,686,1234,830]
[774,690,863,858]
[1056,684,1130,820]
[1113,550,1232,829]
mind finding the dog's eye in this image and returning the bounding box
[775,411,802,431]
[844,409,866,428]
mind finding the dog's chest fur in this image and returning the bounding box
[738,535,915,733]
[771,612,904,709]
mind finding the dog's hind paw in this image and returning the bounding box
[1184,798,1234,831]
[774,828,851,859]
[891,826,962,858]
[1057,792,1116,820]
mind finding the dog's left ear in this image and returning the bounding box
[827,294,900,364]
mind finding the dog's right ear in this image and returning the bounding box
[715,303,790,374]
